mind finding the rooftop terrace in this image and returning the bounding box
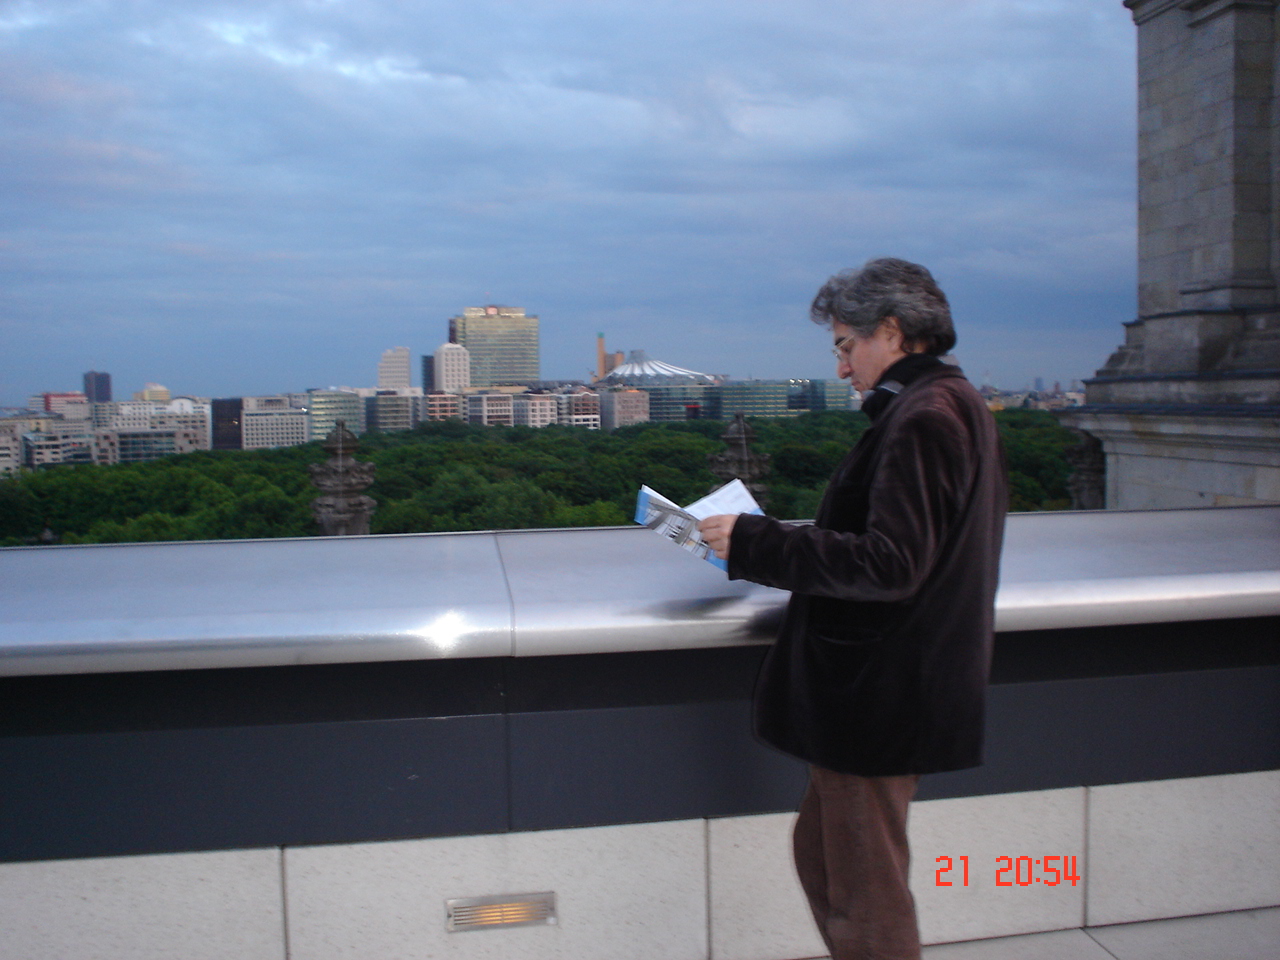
[1,507,1277,960]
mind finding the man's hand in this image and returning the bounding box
[698,513,739,561]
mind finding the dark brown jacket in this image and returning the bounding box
[728,365,1007,775]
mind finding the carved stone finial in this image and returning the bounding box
[708,412,771,509]
[308,419,377,536]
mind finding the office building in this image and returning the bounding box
[378,347,412,390]
[242,397,310,450]
[423,393,463,421]
[0,443,18,474]
[308,390,365,438]
[366,390,422,433]
[94,428,203,465]
[555,390,601,430]
[211,399,244,451]
[29,392,88,417]
[432,343,471,393]
[512,393,558,428]
[449,305,539,387]
[789,379,853,412]
[80,398,213,452]
[719,381,794,419]
[0,422,22,473]
[133,383,171,402]
[466,392,514,427]
[22,425,95,468]
[83,371,112,403]
[599,388,650,431]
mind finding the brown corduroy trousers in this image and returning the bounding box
[792,766,922,960]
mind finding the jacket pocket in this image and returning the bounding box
[806,596,891,646]
[811,625,883,646]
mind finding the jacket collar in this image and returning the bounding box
[860,354,947,422]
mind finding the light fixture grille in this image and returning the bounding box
[446,892,557,932]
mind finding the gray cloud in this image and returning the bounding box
[1,0,1136,400]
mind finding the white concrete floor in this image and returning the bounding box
[919,907,1280,960]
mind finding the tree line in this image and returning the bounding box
[0,410,1078,546]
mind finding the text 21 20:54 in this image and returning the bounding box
[934,856,1081,887]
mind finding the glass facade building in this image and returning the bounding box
[211,398,244,450]
[719,381,794,419]
[641,383,722,422]
[449,306,539,388]
[788,378,853,412]
[308,390,365,439]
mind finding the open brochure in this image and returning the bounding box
[634,478,764,570]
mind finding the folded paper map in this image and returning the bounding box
[634,478,764,570]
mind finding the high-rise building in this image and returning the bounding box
[378,347,412,390]
[83,371,111,403]
[432,343,470,394]
[449,305,539,387]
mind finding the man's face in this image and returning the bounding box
[832,320,907,392]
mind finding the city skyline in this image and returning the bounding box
[14,340,1087,414]
[2,1,1137,406]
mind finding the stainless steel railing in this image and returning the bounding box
[2,506,1277,677]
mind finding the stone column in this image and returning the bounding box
[1096,0,1280,398]
[1057,1,1280,508]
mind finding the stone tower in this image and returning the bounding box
[1059,0,1280,508]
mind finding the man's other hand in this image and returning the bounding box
[698,513,739,561]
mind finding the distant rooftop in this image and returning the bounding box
[599,350,717,386]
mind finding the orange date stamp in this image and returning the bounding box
[934,855,1081,887]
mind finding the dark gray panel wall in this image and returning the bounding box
[1,618,1276,863]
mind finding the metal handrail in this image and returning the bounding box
[2,506,1277,677]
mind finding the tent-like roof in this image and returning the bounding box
[599,350,717,386]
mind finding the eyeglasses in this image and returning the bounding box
[831,335,855,359]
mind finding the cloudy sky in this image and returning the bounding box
[2,0,1137,405]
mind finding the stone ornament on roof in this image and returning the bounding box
[308,420,377,536]
[708,413,771,510]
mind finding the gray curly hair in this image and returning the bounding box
[810,257,956,356]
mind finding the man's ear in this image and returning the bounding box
[879,315,905,346]
[880,315,922,354]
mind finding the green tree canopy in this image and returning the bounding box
[1,407,1076,546]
